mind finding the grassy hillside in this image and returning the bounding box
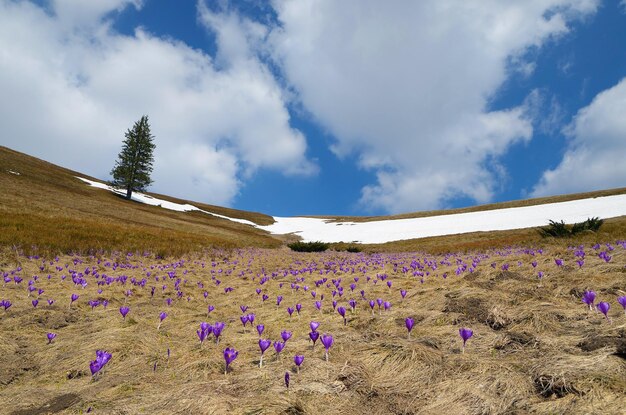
[0,146,281,256]
[2,145,625,257]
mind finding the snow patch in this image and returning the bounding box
[76,176,626,244]
[261,194,626,243]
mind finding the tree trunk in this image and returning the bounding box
[126,187,133,200]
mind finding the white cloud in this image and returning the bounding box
[51,0,142,29]
[266,0,598,213]
[531,77,626,197]
[0,0,314,206]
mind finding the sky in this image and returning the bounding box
[1,0,626,217]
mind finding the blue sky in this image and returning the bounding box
[1,1,626,217]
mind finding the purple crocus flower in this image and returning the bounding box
[309,331,320,348]
[582,290,597,310]
[618,296,626,314]
[223,347,238,374]
[405,317,414,338]
[197,322,212,345]
[287,306,294,318]
[32,299,39,308]
[119,306,130,320]
[294,355,304,373]
[295,303,302,315]
[213,322,225,343]
[554,259,564,267]
[310,321,320,332]
[240,305,248,313]
[247,313,255,325]
[47,332,56,344]
[240,315,249,328]
[348,299,357,312]
[383,301,391,311]
[259,339,271,367]
[197,328,208,345]
[90,350,112,377]
[337,306,347,325]
[369,300,375,314]
[285,371,290,388]
[321,334,334,361]
[157,312,167,330]
[273,341,285,357]
[70,293,79,307]
[276,295,283,306]
[207,305,215,315]
[256,324,265,337]
[400,289,407,300]
[315,301,322,311]
[597,302,611,322]
[281,330,292,343]
[459,328,473,353]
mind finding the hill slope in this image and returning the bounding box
[2,145,625,255]
[0,146,281,255]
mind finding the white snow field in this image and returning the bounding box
[77,176,626,244]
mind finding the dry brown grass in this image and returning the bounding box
[0,146,280,256]
[1,243,625,414]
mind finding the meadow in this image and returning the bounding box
[2,146,626,414]
[1,243,625,414]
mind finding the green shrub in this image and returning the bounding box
[539,217,603,238]
[287,241,330,252]
[345,246,362,253]
[583,217,603,232]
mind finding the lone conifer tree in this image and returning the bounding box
[110,115,155,200]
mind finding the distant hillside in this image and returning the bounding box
[0,146,281,256]
[2,145,625,256]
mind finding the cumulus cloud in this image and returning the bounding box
[531,77,626,197]
[266,0,598,213]
[0,0,314,206]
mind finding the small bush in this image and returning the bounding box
[346,246,362,253]
[539,220,570,238]
[583,217,603,232]
[539,217,603,238]
[287,241,330,252]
